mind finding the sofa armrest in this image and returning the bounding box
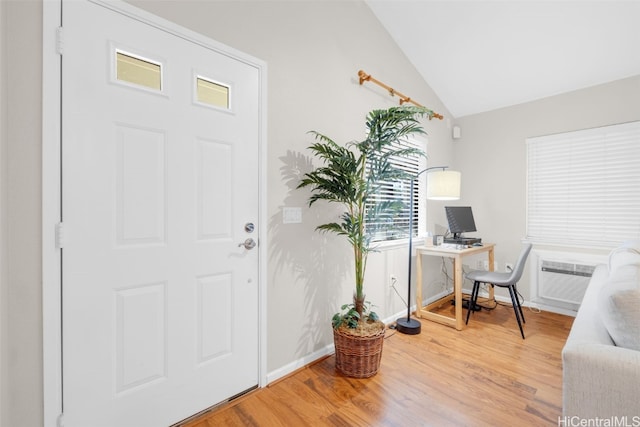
[563,342,640,418]
[564,265,614,345]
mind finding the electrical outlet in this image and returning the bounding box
[476,260,484,270]
[505,263,514,272]
[483,260,489,271]
[389,274,397,287]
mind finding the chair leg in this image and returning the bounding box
[514,285,525,324]
[507,285,525,339]
[465,281,480,325]
[471,281,481,310]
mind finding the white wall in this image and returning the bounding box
[2,1,455,425]
[455,75,640,302]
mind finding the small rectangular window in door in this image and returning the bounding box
[116,51,162,91]
[196,77,230,109]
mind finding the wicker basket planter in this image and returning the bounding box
[333,324,385,378]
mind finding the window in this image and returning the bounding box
[116,50,162,91]
[526,121,640,248]
[196,76,230,109]
[366,137,426,243]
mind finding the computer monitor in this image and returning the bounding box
[445,206,477,240]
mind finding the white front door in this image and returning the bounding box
[61,1,261,426]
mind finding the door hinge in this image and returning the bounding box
[57,413,64,427]
[56,26,64,55]
[55,222,65,249]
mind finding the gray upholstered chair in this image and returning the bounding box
[464,243,533,339]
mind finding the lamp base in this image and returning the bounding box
[395,317,421,335]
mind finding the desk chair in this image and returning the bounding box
[464,243,533,339]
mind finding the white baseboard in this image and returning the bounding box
[265,343,335,385]
[526,300,578,317]
[486,293,578,317]
[426,287,579,317]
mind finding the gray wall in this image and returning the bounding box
[1,1,44,426]
[455,75,640,302]
[0,2,5,424]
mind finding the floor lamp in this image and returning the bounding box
[396,167,461,335]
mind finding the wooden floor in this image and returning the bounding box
[182,303,574,426]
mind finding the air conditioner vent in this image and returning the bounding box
[541,260,595,278]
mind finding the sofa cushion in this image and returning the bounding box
[598,272,640,350]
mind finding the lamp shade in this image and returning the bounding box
[426,170,461,200]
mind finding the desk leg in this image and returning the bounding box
[488,247,495,301]
[453,254,463,330]
[415,250,422,315]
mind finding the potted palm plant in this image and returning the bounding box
[298,105,433,378]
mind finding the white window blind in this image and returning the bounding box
[526,121,640,247]
[366,138,426,243]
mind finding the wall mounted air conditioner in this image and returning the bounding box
[530,249,606,314]
[539,260,595,305]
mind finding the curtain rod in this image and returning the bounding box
[358,70,444,120]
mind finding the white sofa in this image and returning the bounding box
[562,243,640,419]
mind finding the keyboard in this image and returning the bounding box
[443,237,482,245]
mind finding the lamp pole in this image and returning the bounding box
[395,166,448,335]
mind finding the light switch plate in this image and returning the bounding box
[282,207,302,224]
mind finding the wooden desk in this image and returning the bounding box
[415,243,495,330]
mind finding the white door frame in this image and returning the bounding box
[42,1,268,425]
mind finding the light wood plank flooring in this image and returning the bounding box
[182,303,574,426]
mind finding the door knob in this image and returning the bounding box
[238,238,256,250]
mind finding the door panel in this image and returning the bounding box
[62,1,260,426]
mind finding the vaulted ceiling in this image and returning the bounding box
[366,1,640,118]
